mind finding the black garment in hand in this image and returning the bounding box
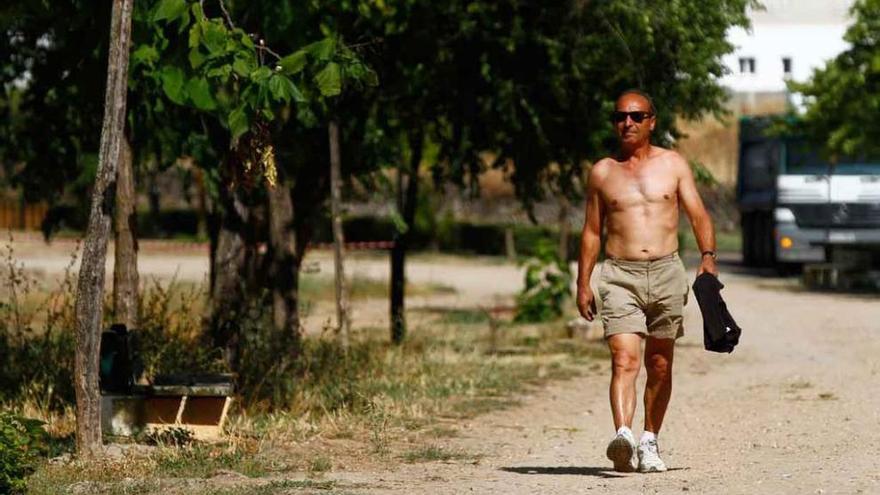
[692,273,741,353]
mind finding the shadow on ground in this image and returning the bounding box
[500,466,691,479]
[499,466,625,478]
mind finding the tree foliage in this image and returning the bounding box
[141,0,376,186]
[0,0,756,351]
[789,0,880,157]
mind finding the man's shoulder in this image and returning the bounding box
[651,146,687,164]
[591,157,616,173]
[651,147,690,175]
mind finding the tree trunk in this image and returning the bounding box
[207,185,249,371]
[113,134,138,329]
[558,197,570,262]
[193,166,209,240]
[390,128,424,344]
[504,226,516,261]
[267,176,301,358]
[329,120,350,349]
[73,0,133,458]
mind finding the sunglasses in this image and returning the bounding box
[611,111,654,124]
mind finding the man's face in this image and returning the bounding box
[613,94,655,147]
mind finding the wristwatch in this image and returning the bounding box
[701,250,717,259]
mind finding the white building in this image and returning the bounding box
[720,0,853,105]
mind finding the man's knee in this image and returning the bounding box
[611,350,640,375]
[646,352,672,382]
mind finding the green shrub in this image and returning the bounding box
[514,239,572,322]
[0,413,50,494]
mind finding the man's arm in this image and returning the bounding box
[577,163,605,320]
[676,154,718,276]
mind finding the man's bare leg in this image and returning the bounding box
[606,333,642,472]
[638,336,674,473]
[608,333,642,429]
[643,336,675,434]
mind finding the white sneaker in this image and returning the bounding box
[638,438,668,473]
[606,430,638,472]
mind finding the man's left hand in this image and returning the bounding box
[697,256,718,276]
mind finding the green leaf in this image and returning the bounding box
[240,32,255,50]
[289,82,306,103]
[159,66,186,105]
[250,66,273,83]
[305,38,336,61]
[233,57,257,77]
[188,23,201,48]
[267,74,303,103]
[278,50,308,75]
[190,2,206,22]
[153,0,187,22]
[315,62,342,96]
[227,107,249,145]
[206,65,232,79]
[201,21,228,55]
[188,49,206,69]
[186,78,217,110]
[131,45,159,66]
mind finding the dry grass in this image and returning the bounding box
[24,318,602,492]
[0,234,606,492]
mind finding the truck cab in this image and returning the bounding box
[737,116,880,267]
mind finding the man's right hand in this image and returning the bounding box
[577,284,598,321]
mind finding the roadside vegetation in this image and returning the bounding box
[0,242,606,493]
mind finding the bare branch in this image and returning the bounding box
[256,41,282,62]
[217,0,236,30]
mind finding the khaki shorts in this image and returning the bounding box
[597,252,689,340]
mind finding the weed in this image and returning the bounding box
[152,443,266,479]
[401,445,474,463]
[367,400,390,455]
[514,240,571,323]
[308,455,332,473]
[141,427,195,448]
[0,239,77,414]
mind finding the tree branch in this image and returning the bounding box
[216,0,236,30]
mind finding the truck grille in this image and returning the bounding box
[790,203,880,228]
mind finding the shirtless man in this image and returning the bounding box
[576,90,718,473]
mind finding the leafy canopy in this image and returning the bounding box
[145,0,376,185]
[790,0,880,158]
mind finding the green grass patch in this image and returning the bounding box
[401,445,474,464]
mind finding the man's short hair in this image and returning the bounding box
[617,89,657,115]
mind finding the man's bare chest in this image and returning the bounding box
[600,163,678,211]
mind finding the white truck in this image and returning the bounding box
[737,116,880,271]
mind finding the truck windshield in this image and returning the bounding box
[786,140,880,175]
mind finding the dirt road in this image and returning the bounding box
[330,260,880,494]
[8,236,880,493]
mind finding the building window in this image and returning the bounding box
[739,57,756,74]
[782,57,792,76]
